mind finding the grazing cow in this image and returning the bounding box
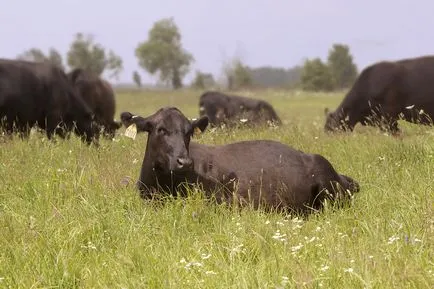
[68,68,121,139]
[199,91,281,127]
[0,58,97,144]
[324,55,434,134]
[120,107,359,214]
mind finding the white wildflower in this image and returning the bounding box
[272,230,287,242]
[344,268,354,273]
[320,264,329,272]
[292,224,303,230]
[184,261,203,270]
[305,236,316,243]
[265,220,270,225]
[230,244,245,257]
[291,243,303,253]
[201,253,211,260]
[387,235,400,244]
[81,241,96,250]
[280,276,290,287]
[292,217,303,224]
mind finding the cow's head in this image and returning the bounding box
[103,120,122,139]
[61,69,98,145]
[70,109,98,145]
[121,107,208,174]
[324,107,351,132]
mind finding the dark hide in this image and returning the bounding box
[198,91,282,127]
[325,55,434,134]
[0,59,94,144]
[68,68,121,139]
[0,58,97,144]
[121,107,359,215]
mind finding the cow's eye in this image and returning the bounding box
[158,127,168,135]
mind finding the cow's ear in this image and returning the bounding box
[135,118,154,132]
[120,112,153,132]
[192,116,208,134]
[324,107,330,115]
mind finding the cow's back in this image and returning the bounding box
[70,69,116,120]
[363,56,434,110]
[189,140,347,211]
[0,59,48,125]
[397,56,434,107]
[99,79,117,120]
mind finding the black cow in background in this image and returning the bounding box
[199,91,282,127]
[325,55,434,134]
[0,58,97,144]
[68,68,121,139]
[120,107,359,215]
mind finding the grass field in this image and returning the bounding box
[0,89,433,288]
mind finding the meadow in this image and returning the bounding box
[0,89,433,288]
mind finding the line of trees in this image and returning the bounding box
[17,33,124,81]
[300,44,358,92]
[17,17,359,92]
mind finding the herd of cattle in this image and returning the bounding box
[1,55,433,215]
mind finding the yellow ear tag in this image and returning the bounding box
[194,127,202,136]
[124,124,137,140]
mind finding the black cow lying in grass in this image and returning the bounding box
[199,91,282,127]
[121,107,360,214]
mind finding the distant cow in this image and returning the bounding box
[120,107,359,214]
[68,68,121,139]
[199,91,282,127]
[0,58,97,144]
[325,55,434,134]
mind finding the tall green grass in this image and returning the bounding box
[0,89,432,288]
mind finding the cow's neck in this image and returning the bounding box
[138,141,234,201]
[138,140,203,197]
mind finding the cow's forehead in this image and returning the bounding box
[155,107,190,129]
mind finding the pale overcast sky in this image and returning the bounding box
[0,0,433,84]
